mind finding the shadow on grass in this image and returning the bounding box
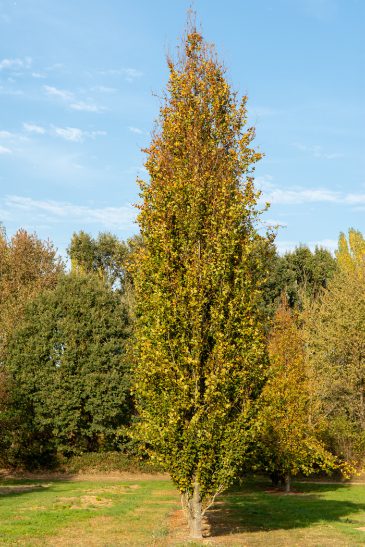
[205,480,365,537]
[0,475,78,500]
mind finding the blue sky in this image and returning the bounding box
[0,0,364,257]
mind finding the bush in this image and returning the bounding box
[59,451,163,474]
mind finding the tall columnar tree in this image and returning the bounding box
[131,23,270,538]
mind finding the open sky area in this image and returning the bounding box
[0,0,364,257]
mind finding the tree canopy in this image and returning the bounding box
[68,231,128,291]
[131,23,270,538]
[0,228,63,361]
[305,230,365,464]
[259,298,336,491]
[6,273,131,464]
[265,245,337,313]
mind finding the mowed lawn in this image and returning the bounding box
[1,475,365,545]
[0,476,179,546]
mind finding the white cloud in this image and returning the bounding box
[123,68,143,82]
[53,126,84,142]
[45,63,65,72]
[292,142,343,160]
[44,85,74,101]
[128,126,143,134]
[0,130,14,138]
[312,238,338,251]
[31,72,46,79]
[276,238,338,255]
[0,57,32,70]
[3,195,136,230]
[21,123,106,142]
[250,106,279,118]
[23,123,46,135]
[344,193,365,205]
[89,130,107,138]
[52,126,106,142]
[43,86,105,113]
[92,85,117,93]
[99,67,143,82]
[257,174,365,207]
[0,145,11,154]
[69,101,104,113]
[266,187,341,205]
[262,219,288,228]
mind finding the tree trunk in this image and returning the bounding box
[182,481,203,539]
[285,473,291,493]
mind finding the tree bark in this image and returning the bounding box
[183,481,203,539]
[285,473,291,493]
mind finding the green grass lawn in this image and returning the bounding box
[1,475,365,545]
[0,476,179,545]
[206,479,365,545]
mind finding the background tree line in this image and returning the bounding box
[0,222,362,472]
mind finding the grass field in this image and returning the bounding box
[1,474,365,545]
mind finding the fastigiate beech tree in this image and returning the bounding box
[131,22,270,538]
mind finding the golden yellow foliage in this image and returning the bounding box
[131,21,271,532]
[259,298,336,484]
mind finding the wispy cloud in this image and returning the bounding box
[23,123,46,135]
[3,195,136,230]
[257,175,365,206]
[53,126,84,142]
[89,130,107,138]
[276,238,338,254]
[52,126,106,142]
[128,126,143,134]
[250,106,279,118]
[266,187,341,205]
[292,142,343,160]
[45,63,65,72]
[92,85,117,93]
[43,85,105,112]
[44,85,74,101]
[123,68,143,82]
[99,67,143,82]
[262,219,288,228]
[0,57,32,71]
[70,101,104,113]
[1,123,106,146]
[0,145,11,154]
[31,72,46,79]
[0,130,15,139]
